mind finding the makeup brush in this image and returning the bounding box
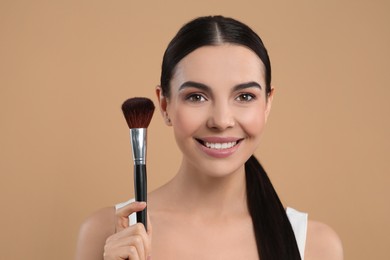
[121,97,155,229]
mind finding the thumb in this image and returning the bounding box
[115,201,146,232]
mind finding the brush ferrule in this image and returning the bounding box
[130,128,147,165]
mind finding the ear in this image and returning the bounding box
[265,86,275,123]
[155,86,172,126]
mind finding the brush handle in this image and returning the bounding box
[134,164,147,230]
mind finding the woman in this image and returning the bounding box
[75,16,343,260]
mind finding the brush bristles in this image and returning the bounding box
[121,97,155,129]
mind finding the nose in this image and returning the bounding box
[206,102,235,130]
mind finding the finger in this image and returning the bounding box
[116,201,147,218]
[104,245,140,260]
[115,201,147,232]
[106,223,151,259]
[124,246,140,260]
[114,223,151,259]
[108,237,146,260]
[109,223,148,243]
[124,235,146,260]
[104,229,150,259]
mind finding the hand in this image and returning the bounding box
[104,202,152,260]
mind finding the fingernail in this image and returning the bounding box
[137,201,146,206]
[147,256,152,260]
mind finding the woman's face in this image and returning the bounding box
[157,44,273,177]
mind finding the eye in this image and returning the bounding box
[186,93,207,103]
[235,93,256,102]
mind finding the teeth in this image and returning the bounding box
[204,141,237,149]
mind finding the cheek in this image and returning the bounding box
[236,108,267,137]
[172,107,206,138]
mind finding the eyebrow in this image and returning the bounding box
[233,81,262,91]
[178,81,262,93]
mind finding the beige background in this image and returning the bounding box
[1,0,389,259]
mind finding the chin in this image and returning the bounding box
[190,158,247,179]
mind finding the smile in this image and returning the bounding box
[195,138,242,150]
[195,137,242,158]
[204,141,237,149]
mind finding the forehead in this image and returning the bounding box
[171,44,266,88]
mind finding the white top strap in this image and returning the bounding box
[286,207,308,259]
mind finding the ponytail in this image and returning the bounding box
[245,155,301,259]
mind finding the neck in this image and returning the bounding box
[165,159,248,217]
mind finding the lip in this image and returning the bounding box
[197,136,242,143]
[195,136,243,158]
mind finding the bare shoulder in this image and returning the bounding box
[75,207,116,260]
[305,220,343,260]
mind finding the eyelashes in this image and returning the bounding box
[235,93,256,102]
[185,93,207,103]
[184,92,257,103]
